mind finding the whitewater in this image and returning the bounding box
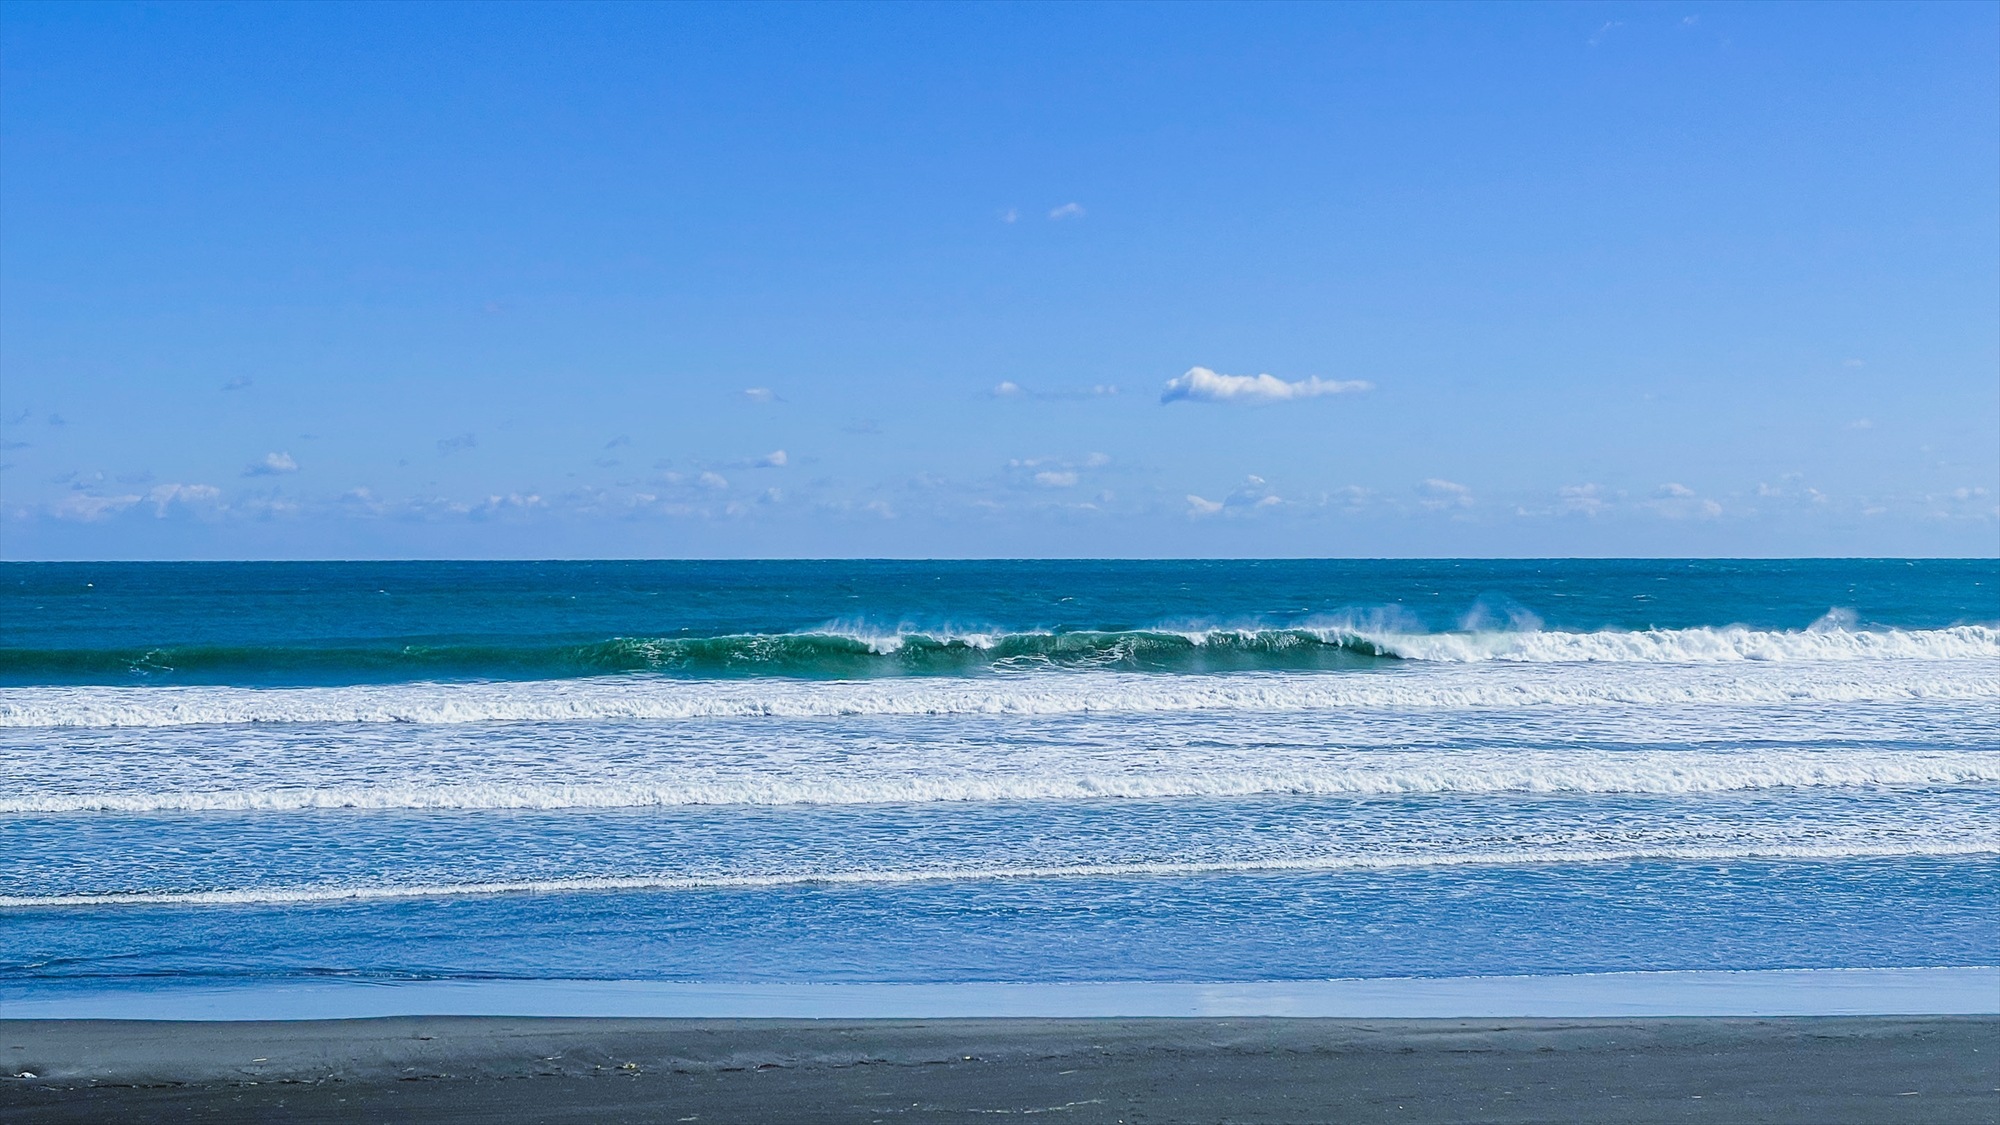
[4,559,1995,992]
[3,643,1994,728]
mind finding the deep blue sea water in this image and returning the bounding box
[2,559,1996,1003]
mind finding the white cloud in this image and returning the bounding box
[999,207,1019,223]
[1160,366,1373,405]
[437,433,477,454]
[1559,484,1608,516]
[53,493,140,522]
[1657,483,1694,497]
[1084,452,1111,467]
[698,471,729,490]
[990,382,1119,401]
[757,450,788,468]
[1186,494,1223,516]
[243,451,298,476]
[1848,418,1874,430]
[744,387,779,403]
[473,493,543,515]
[1034,471,1078,488]
[147,483,222,516]
[1049,202,1085,220]
[1416,478,1473,510]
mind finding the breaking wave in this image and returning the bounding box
[3,621,1992,686]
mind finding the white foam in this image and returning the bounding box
[1352,623,2000,664]
[12,749,1996,813]
[2,660,1995,729]
[800,619,1010,654]
[5,838,1993,908]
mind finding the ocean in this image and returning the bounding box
[2,559,1996,1013]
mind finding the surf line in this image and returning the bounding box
[9,839,1998,909]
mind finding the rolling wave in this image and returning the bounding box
[11,749,1996,812]
[3,622,1992,686]
[7,838,1994,908]
[3,661,1995,728]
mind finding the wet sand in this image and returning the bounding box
[4,1015,1995,1124]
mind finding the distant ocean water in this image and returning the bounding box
[2,560,1995,1001]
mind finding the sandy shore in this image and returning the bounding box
[4,1015,1994,1124]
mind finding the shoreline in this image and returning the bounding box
[6,1015,1994,1124]
[5,966,1994,1022]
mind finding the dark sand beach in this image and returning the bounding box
[4,1015,1995,1124]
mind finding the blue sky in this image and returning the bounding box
[2,1,1995,559]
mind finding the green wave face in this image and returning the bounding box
[0,628,1397,686]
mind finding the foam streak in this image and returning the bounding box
[6,839,1993,909]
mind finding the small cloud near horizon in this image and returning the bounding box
[437,433,477,454]
[1048,203,1085,220]
[243,451,299,476]
[756,450,788,468]
[991,381,1118,400]
[1416,478,1473,510]
[1161,367,1373,405]
[744,388,780,403]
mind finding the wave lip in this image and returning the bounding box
[12,750,1999,813]
[7,838,1996,909]
[4,622,1993,686]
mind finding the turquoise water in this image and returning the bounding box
[5,558,1990,684]
[1,559,1995,1001]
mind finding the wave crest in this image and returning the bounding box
[4,622,1991,686]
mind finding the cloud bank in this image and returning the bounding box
[1160,367,1373,405]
